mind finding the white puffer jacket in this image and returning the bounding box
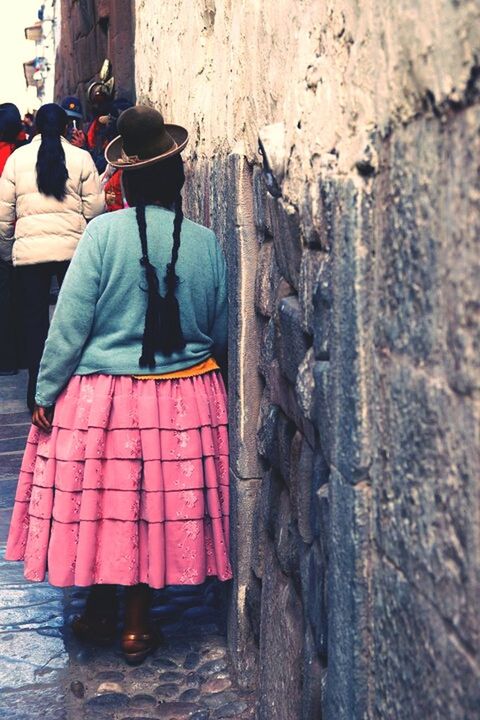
[0,135,105,265]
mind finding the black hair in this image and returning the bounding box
[0,103,22,144]
[35,103,69,201]
[122,155,186,367]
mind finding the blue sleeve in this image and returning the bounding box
[209,237,228,362]
[35,228,102,406]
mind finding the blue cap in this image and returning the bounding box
[61,96,83,120]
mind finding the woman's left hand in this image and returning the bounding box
[32,404,54,432]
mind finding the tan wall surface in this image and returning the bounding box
[135,0,480,176]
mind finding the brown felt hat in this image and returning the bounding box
[104,105,188,170]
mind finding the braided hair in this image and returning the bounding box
[123,155,186,368]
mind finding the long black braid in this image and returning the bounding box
[123,157,186,368]
[163,194,185,353]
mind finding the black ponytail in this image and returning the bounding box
[124,156,186,368]
[35,103,69,201]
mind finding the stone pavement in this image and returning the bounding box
[0,372,256,720]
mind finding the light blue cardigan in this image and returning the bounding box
[35,206,228,407]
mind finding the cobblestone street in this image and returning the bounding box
[0,373,256,720]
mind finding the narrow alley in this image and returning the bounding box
[0,1,479,719]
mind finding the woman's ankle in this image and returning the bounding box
[124,583,152,631]
[86,584,118,619]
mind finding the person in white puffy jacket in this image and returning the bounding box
[0,103,105,410]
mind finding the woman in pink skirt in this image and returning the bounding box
[5,105,232,664]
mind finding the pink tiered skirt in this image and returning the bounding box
[5,372,232,589]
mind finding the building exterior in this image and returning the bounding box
[23,1,60,105]
[55,0,134,113]
[55,2,480,718]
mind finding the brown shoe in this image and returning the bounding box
[121,629,161,665]
[71,613,117,646]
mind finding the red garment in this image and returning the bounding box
[104,169,124,212]
[0,141,15,175]
[86,118,100,151]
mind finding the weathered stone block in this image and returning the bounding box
[225,153,263,480]
[275,277,295,306]
[374,558,480,720]
[326,470,372,720]
[300,541,327,659]
[299,249,327,334]
[290,434,315,544]
[252,165,267,234]
[312,177,338,252]
[276,296,311,385]
[313,361,333,464]
[374,361,479,647]
[264,194,277,238]
[313,253,332,360]
[259,543,303,720]
[268,359,316,448]
[245,573,262,648]
[227,474,262,687]
[272,199,303,290]
[255,241,281,317]
[314,251,333,307]
[313,307,332,362]
[374,122,446,367]
[261,468,283,541]
[251,471,268,580]
[295,347,316,421]
[133,10,480,720]
[276,410,297,482]
[257,389,279,466]
[210,153,226,215]
[56,0,134,101]
[330,180,373,483]
[274,489,301,582]
[287,430,303,497]
[258,317,275,380]
[320,667,328,720]
[302,623,324,720]
[314,477,330,558]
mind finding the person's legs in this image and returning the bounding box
[71,584,118,644]
[0,259,17,373]
[85,583,117,619]
[122,583,157,661]
[124,583,153,635]
[16,263,52,412]
[54,261,69,290]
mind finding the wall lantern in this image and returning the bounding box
[25,22,43,42]
[23,62,37,87]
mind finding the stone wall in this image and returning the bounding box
[55,0,134,108]
[134,2,480,719]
